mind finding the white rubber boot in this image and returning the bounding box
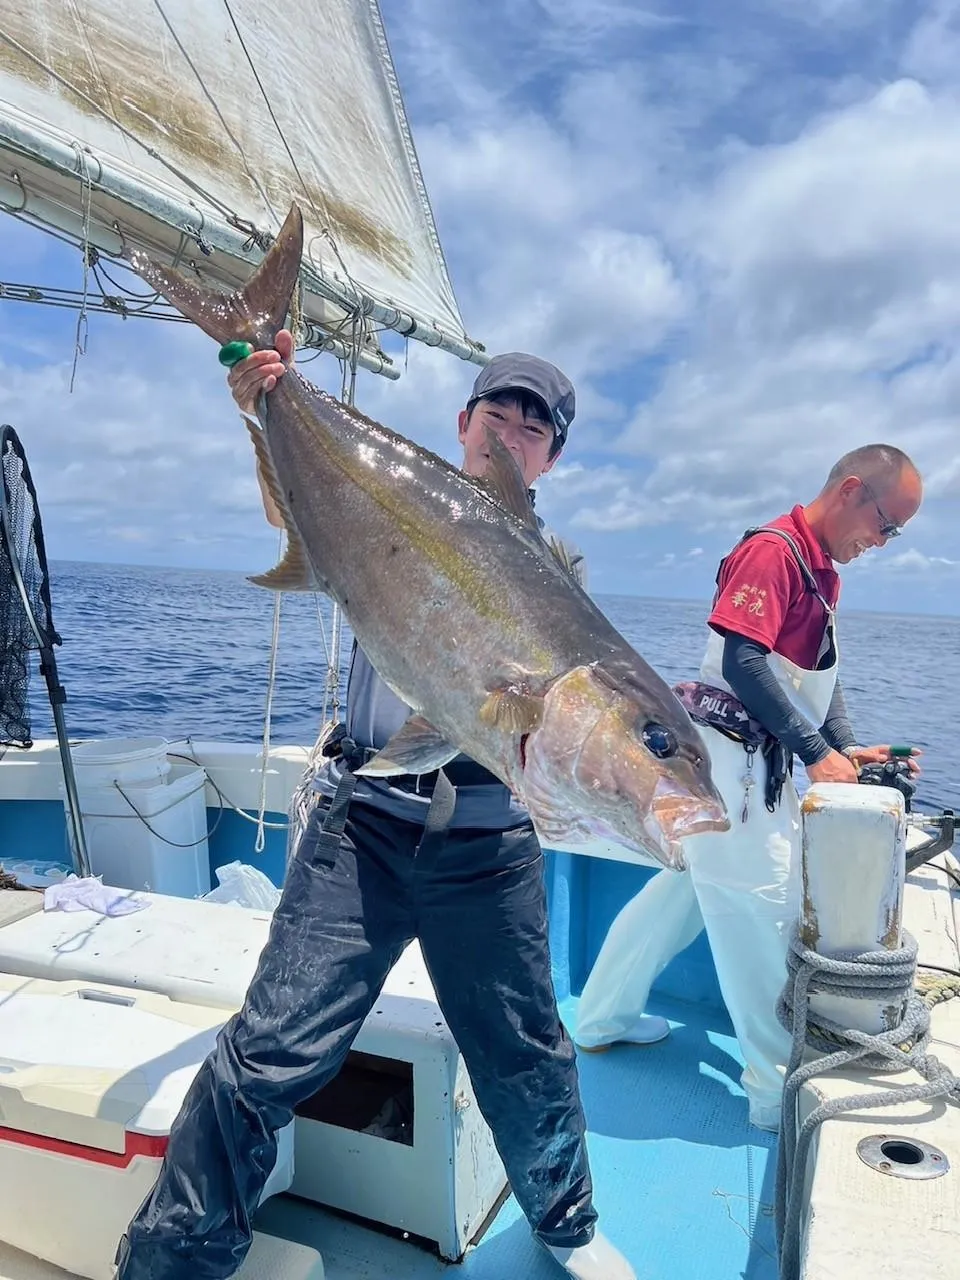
[577,1013,671,1052]
[544,1230,637,1279]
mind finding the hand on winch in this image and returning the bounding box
[845,743,923,776]
[806,743,922,787]
[805,749,860,785]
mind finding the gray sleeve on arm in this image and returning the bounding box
[820,679,857,754]
[720,632,831,766]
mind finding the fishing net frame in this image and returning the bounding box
[0,424,90,875]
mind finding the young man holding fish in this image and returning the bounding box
[114,332,641,1280]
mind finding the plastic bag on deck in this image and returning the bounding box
[202,860,281,911]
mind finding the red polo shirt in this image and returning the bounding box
[707,506,840,669]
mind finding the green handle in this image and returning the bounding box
[889,745,915,758]
[218,340,254,368]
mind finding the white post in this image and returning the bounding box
[799,782,907,1035]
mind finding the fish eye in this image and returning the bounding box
[642,721,678,759]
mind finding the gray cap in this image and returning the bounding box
[469,352,575,447]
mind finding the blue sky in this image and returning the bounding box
[1,0,958,615]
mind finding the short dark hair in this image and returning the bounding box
[467,390,563,459]
[825,444,919,495]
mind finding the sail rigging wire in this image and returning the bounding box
[363,0,466,330]
[215,0,374,357]
[151,0,282,229]
[69,143,93,392]
[0,280,187,320]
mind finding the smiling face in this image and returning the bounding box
[823,469,923,564]
[458,391,560,488]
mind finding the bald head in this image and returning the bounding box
[807,443,923,564]
[823,444,921,498]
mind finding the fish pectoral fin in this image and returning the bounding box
[355,717,460,777]
[479,689,544,734]
[477,427,539,531]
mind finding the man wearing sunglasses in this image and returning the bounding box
[576,444,923,1132]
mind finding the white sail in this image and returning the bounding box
[0,0,483,376]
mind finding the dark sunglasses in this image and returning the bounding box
[858,478,901,539]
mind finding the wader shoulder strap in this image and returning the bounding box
[736,526,834,618]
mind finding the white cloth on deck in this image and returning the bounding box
[43,874,148,917]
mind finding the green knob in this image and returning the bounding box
[889,745,915,758]
[218,340,254,368]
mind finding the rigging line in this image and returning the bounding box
[219,0,324,233]
[0,287,184,321]
[69,145,92,393]
[219,0,368,317]
[91,264,166,310]
[219,0,370,377]
[364,0,463,319]
[151,0,280,228]
[0,28,240,225]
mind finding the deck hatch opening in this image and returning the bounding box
[295,1049,414,1146]
[856,1134,949,1180]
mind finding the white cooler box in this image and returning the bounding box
[0,972,294,1280]
[0,890,507,1261]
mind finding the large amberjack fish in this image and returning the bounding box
[129,204,729,867]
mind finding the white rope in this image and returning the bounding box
[775,927,959,1280]
[254,532,285,853]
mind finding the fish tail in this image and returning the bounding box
[127,204,304,349]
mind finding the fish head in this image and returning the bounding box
[520,662,729,868]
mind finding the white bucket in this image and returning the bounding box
[64,762,211,899]
[71,736,171,787]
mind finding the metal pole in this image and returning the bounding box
[39,646,91,879]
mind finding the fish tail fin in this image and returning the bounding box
[127,204,304,348]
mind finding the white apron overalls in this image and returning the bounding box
[576,554,837,1131]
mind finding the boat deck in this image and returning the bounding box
[0,987,777,1280]
[252,990,778,1280]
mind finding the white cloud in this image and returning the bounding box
[901,0,960,85]
[1,0,958,616]
[855,547,960,572]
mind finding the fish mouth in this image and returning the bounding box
[650,777,730,842]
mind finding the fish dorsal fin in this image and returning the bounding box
[546,534,586,588]
[356,716,460,777]
[242,415,324,593]
[478,427,540,532]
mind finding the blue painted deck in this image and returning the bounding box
[257,988,778,1279]
[255,852,780,1280]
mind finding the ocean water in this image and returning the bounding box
[22,560,960,815]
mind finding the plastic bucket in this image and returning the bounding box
[70,737,171,787]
